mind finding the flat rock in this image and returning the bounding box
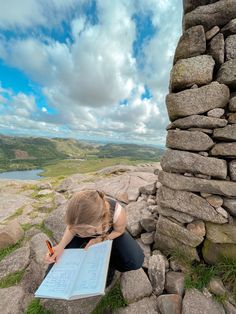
[0,245,30,279]
[166,82,229,121]
[207,108,225,118]
[154,232,199,261]
[120,268,152,303]
[184,0,236,31]
[0,220,24,249]
[211,143,236,157]
[206,26,220,41]
[156,216,203,247]
[222,18,236,36]
[213,124,236,141]
[161,149,227,179]
[203,239,236,264]
[0,286,25,314]
[165,272,185,296]
[157,294,182,314]
[148,254,166,296]
[223,198,236,216]
[182,289,225,314]
[166,130,214,151]
[229,160,236,181]
[114,296,160,314]
[126,201,149,236]
[226,35,236,61]
[169,115,227,129]
[217,59,236,88]
[206,195,224,208]
[158,185,227,224]
[206,220,236,244]
[153,205,194,224]
[170,55,214,92]
[183,0,218,13]
[208,33,224,65]
[174,25,206,63]
[159,170,236,198]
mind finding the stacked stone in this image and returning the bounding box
[157,0,236,264]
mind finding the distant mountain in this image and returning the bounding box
[0,134,164,172]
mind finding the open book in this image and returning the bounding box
[35,240,113,300]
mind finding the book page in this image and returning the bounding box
[73,240,112,296]
[35,249,86,299]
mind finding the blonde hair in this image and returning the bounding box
[65,189,112,239]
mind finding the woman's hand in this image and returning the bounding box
[84,237,104,250]
[44,244,64,264]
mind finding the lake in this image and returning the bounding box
[0,169,43,180]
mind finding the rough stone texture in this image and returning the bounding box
[229,160,236,181]
[153,205,194,224]
[184,0,236,31]
[140,217,157,232]
[182,289,225,314]
[120,268,152,303]
[229,96,236,112]
[0,220,24,249]
[0,286,25,314]
[168,115,227,129]
[229,113,236,123]
[203,239,236,264]
[216,207,228,219]
[223,198,236,217]
[226,35,236,61]
[154,232,199,261]
[126,201,149,236]
[206,220,236,244]
[0,245,30,279]
[224,301,236,314]
[166,82,229,121]
[214,124,236,141]
[158,185,227,224]
[30,232,49,267]
[183,0,219,14]
[187,220,206,237]
[208,277,230,296]
[211,143,236,157]
[139,182,156,195]
[166,130,214,151]
[222,18,236,36]
[161,149,227,179]
[114,296,160,314]
[157,294,182,314]
[208,33,225,65]
[170,55,215,92]
[136,238,151,268]
[165,272,185,296]
[44,203,67,242]
[141,232,154,245]
[217,59,236,88]
[174,25,206,63]
[159,170,236,198]
[148,254,166,296]
[156,215,203,247]
[206,26,220,41]
[207,108,225,118]
[206,195,224,208]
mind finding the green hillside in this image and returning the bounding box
[0,134,164,173]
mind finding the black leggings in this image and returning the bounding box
[44,230,145,277]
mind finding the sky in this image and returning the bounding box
[0,0,183,146]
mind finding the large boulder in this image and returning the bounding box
[0,220,24,249]
[174,25,206,63]
[170,55,214,91]
[211,143,236,157]
[168,115,227,129]
[166,82,229,121]
[208,33,225,65]
[158,186,227,224]
[182,289,225,314]
[161,149,227,179]
[217,59,236,88]
[0,286,25,314]
[184,0,236,31]
[156,216,203,247]
[222,18,236,36]
[203,239,236,264]
[159,170,236,197]
[166,130,214,151]
[183,0,218,13]
[44,204,67,243]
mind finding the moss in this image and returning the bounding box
[203,239,236,265]
[0,239,23,262]
[24,299,51,314]
[0,270,25,288]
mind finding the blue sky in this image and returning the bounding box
[0,0,182,146]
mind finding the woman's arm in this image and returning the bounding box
[106,204,127,240]
[58,225,75,248]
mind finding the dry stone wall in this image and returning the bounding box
[158,0,236,264]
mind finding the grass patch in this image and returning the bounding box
[168,247,192,270]
[24,299,51,314]
[0,270,25,288]
[0,239,23,262]
[184,263,217,291]
[4,206,24,222]
[213,293,229,304]
[21,223,33,232]
[92,280,128,314]
[215,256,236,299]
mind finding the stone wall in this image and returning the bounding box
[157,0,236,264]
